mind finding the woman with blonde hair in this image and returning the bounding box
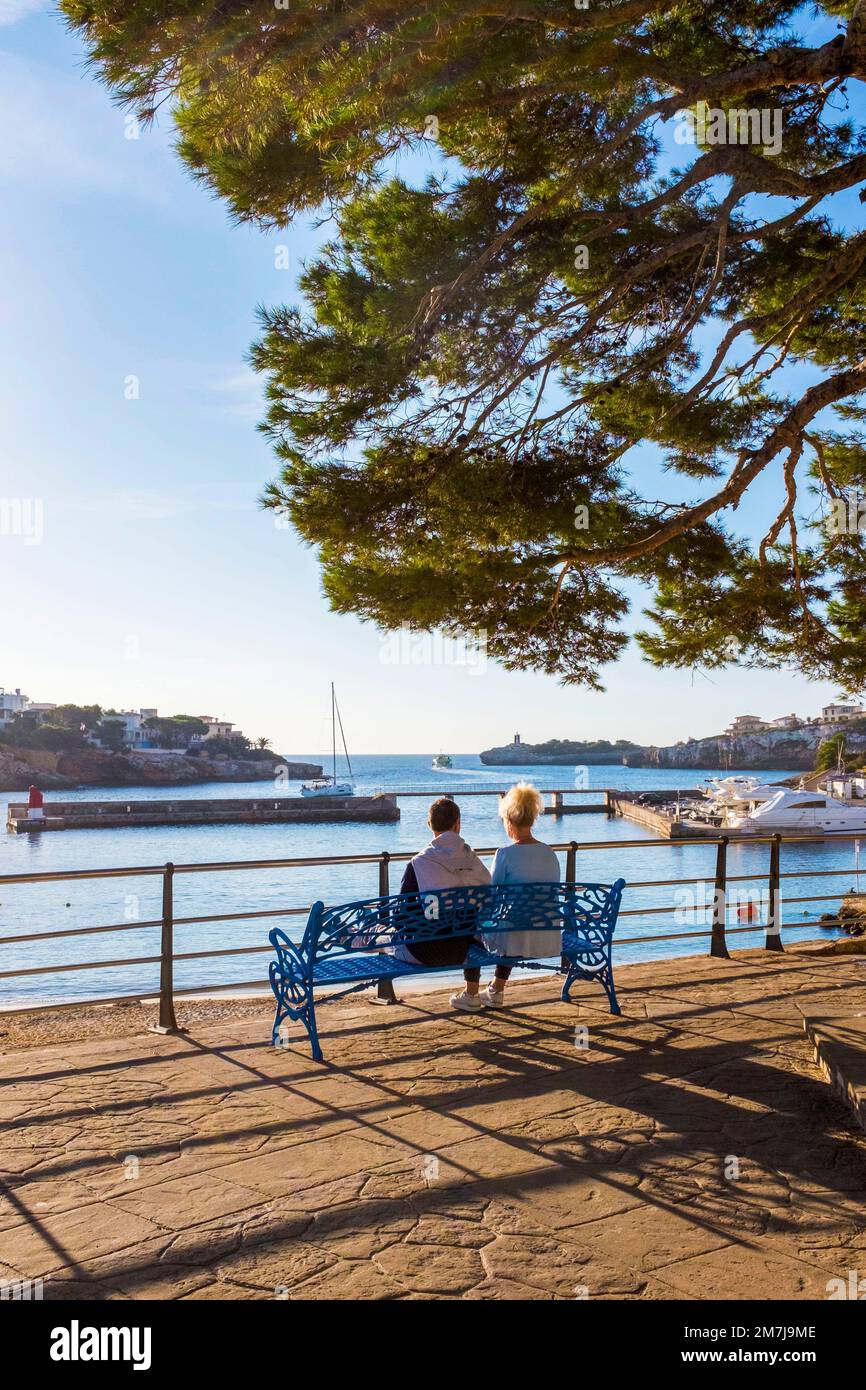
[450,782,561,1012]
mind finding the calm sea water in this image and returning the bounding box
[1,755,861,1007]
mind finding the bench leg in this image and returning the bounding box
[270,975,324,1062]
[271,1000,288,1046]
[560,955,588,1003]
[306,996,324,1062]
[598,959,621,1016]
[561,956,620,1016]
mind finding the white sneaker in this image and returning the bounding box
[484,984,507,1008]
[450,990,483,1013]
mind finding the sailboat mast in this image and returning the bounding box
[331,682,337,784]
[334,690,354,782]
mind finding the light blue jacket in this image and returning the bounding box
[483,840,562,958]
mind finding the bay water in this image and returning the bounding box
[1,755,859,1007]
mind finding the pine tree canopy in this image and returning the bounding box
[62,0,866,686]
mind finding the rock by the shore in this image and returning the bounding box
[0,745,322,791]
[821,893,866,936]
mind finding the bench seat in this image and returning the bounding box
[307,935,608,987]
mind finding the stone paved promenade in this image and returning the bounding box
[2,946,865,1300]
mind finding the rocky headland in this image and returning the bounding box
[0,745,323,792]
[481,723,866,771]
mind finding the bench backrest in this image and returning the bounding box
[276,879,625,966]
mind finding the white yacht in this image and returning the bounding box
[703,775,782,809]
[725,787,866,834]
[301,684,355,798]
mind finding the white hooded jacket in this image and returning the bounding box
[410,831,491,893]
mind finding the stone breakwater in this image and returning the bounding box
[7,793,400,832]
[0,745,323,792]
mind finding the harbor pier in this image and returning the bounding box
[608,789,717,837]
[6,794,400,832]
[543,789,610,814]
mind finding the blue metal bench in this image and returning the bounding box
[268,878,626,1061]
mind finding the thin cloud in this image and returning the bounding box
[208,367,264,422]
[0,0,48,25]
[0,51,170,202]
[66,488,256,522]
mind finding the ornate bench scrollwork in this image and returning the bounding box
[268,878,626,1061]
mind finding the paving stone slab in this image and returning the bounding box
[3,948,866,1300]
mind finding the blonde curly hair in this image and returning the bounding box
[499,782,543,830]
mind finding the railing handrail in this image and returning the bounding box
[2,827,863,1019]
[1,826,864,887]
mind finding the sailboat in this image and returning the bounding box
[301,684,355,798]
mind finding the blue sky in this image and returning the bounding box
[0,3,854,754]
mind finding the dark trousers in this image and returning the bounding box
[464,937,512,984]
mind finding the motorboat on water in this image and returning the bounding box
[431,753,453,770]
[301,684,356,798]
[724,787,866,834]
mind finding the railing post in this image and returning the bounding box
[710,837,730,959]
[563,841,577,971]
[150,862,181,1034]
[375,851,397,1003]
[766,834,784,952]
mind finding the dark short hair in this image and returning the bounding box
[429,797,460,833]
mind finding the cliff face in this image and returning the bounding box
[653,725,866,771]
[480,725,866,771]
[0,746,323,791]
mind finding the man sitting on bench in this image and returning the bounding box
[393,798,491,969]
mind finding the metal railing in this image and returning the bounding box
[0,826,862,1028]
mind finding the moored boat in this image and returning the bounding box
[301,684,356,798]
[725,787,866,834]
[300,778,355,798]
[702,775,782,809]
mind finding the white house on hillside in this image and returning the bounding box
[96,709,158,748]
[822,702,864,724]
[725,714,769,735]
[0,688,29,729]
[0,689,56,730]
[190,718,245,743]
